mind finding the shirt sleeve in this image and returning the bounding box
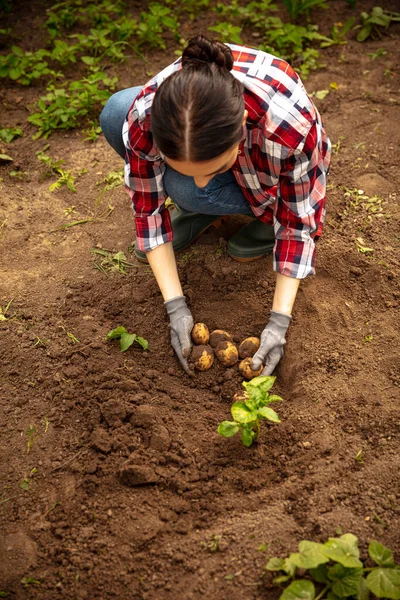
[273,122,327,279]
[123,109,172,254]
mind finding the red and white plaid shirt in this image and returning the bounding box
[123,44,331,278]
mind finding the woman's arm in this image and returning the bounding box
[146,242,183,301]
[272,272,300,316]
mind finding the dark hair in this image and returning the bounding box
[151,35,244,162]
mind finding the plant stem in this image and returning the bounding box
[315,585,330,600]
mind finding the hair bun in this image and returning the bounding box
[182,34,234,71]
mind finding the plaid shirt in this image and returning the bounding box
[123,44,331,278]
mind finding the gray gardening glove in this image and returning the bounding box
[164,296,194,374]
[252,310,292,376]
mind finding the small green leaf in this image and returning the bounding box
[218,421,239,438]
[368,541,395,567]
[266,394,283,403]
[323,534,363,568]
[290,541,329,569]
[266,557,286,571]
[257,406,280,423]
[106,326,126,340]
[241,428,254,447]
[0,154,13,162]
[0,591,9,597]
[244,375,276,393]
[280,580,315,600]
[231,402,257,424]
[19,480,30,491]
[328,564,363,597]
[120,332,136,352]
[366,569,400,600]
[136,336,148,350]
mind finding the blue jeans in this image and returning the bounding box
[100,86,253,216]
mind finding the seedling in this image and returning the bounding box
[368,48,387,60]
[281,0,328,22]
[208,22,243,44]
[266,534,400,600]
[0,126,23,143]
[355,449,363,463]
[218,376,282,447]
[320,18,356,47]
[356,7,400,42]
[106,326,148,352]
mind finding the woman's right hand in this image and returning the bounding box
[164,296,194,374]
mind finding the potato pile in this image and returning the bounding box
[190,323,262,379]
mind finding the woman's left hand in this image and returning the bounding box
[251,311,292,376]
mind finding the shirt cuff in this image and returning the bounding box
[273,238,316,279]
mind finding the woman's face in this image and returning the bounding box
[164,110,247,189]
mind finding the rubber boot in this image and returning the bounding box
[227,219,275,262]
[134,205,225,262]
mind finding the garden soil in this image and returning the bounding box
[0,1,399,598]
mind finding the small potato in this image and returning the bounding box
[238,336,261,359]
[190,344,214,371]
[191,323,210,345]
[209,329,233,348]
[239,357,263,380]
[215,341,239,367]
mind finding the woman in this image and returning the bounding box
[100,35,331,376]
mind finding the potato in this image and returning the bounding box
[191,323,210,345]
[239,357,263,380]
[215,340,239,367]
[190,344,214,371]
[209,329,233,348]
[238,336,261,359]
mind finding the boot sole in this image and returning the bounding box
[134,217,226,263]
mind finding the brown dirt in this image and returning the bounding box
[0,1,399,599]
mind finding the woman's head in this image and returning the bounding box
[151,35,245,184]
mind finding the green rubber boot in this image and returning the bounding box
[134,206,225,262]
[227,219,275,262]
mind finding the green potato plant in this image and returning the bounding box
[106,326,148,352]
[267,533,400,600]
[218,375,282,447]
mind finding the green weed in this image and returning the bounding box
[137,3,180,49]
[320,17,356,47]
[0,126,23,143]
[208,22,243,44]
[281,0,328,22]
[91,248,135,274]
[356,7,400,42]
[266,534,400,600]
[218,376,282,447]
[28,71,117,139]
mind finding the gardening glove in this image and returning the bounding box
[164,296,194,375]
[252,310,292,376]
